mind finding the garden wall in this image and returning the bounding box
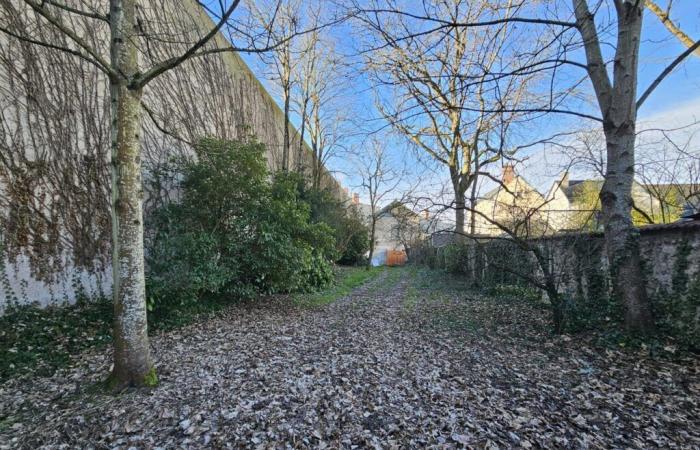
[413,221,700,343]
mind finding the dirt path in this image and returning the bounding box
[1,268,698,449]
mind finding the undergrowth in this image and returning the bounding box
[0,298,113,381]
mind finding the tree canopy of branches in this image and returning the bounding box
[356,0,535,236]
[355,138,404,267]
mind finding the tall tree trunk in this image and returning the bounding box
[367,218,376,268]
[297,98,309,174]
[601,3,654,334]
[108,0,154,388]
[601,128,654,333]
[283,88,291,171]
[469,169,479,235]
[453,175,466,237]
[574,0,654,334]
[455,198,465,236]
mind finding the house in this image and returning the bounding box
[352,196,439,265]
[468,165,696,237]
[469,165,568,236]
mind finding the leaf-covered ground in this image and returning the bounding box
[1,267,698,449]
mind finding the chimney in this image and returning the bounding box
[502,164,516,184]
[422,209,429,220]
[352,193,360,205]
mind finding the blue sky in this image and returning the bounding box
[236,1,700,206]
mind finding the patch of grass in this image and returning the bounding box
[294,265,385,308]
[148,296,232,333]
[484,284,542,303]
[400,268,486,334]
[430,310,480,332]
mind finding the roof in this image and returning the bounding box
[563,179,698,201]
[531,218,700,240]
[636,218,700,234]
[480,174,543,202]
[377,201,420,219]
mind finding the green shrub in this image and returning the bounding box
[443,243,470,275]
[297,184,369,265]
[145,137,336,311]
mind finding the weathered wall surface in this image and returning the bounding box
[420,222,700,296]
[0,0,342,310]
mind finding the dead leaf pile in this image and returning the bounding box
[1,269,698,448]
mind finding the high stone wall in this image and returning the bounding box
[0,0,343,310]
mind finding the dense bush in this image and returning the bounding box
[145,137,337,311]
[296,182,369,265]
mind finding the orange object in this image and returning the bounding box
[386,250,408,266]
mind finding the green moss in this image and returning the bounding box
[102,367,158,391]
[143,367,159,387]
[103,372,121,392]
[671,240,691,295]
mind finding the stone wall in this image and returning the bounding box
[0,0,343,310]
[413,221,700,343]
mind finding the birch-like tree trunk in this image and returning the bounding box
[573,0,654,333]
[282,49,292,171]
[108,0,153,386]
[367,217,376,268]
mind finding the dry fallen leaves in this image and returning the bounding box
[0,268,698,449]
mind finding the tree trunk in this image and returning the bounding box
[367,218,376,268]
[297,98,309,174]
[108,0,154,388]
[601,2,654,334]
[601,128,654,334]
[573,0,654,334]
[283,88,291,171]
[469,172,478,236]
[453,177,466,237]
[454,198,465,237]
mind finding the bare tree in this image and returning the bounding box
[355,138,403,268]
[413,172,574,333]
[0,0,311,388]
[295,37,350,189]
[636,126,700,221]
[294,20,320,174]
[252,0,302,171]
[356,0,533,236]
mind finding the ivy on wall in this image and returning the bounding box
[412,230,699,348]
